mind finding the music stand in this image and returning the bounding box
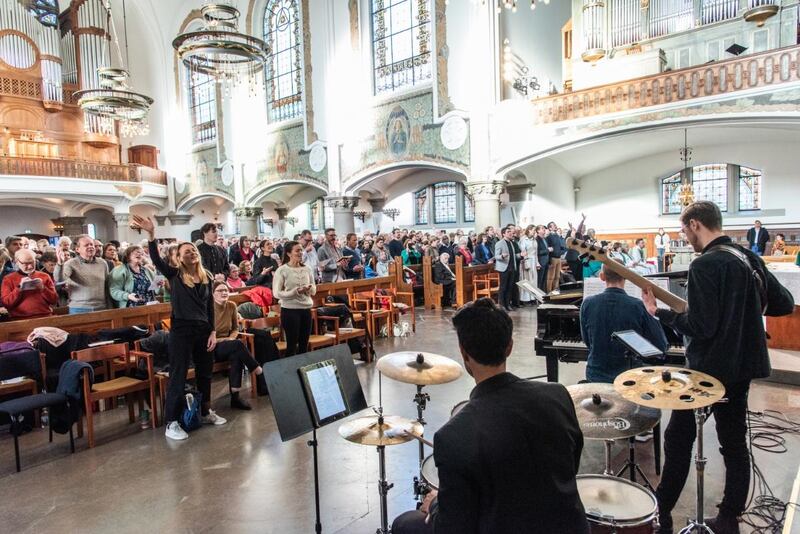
[264,345,368,534]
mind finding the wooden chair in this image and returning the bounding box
[71,343,158,448]
[244,316,285,355]
[348,290,393,339]
[312,308,372,362]
[374,288,416,333]
[473,272,500,303]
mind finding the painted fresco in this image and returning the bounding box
[174,146,229,206]
[341,91,470,184]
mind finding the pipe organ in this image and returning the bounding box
[610,0,640,48]
[74,0,111,137]
[581,0,606,62]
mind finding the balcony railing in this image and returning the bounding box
[530,44,800,125]
[0,156,167,186]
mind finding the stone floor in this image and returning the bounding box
[1,307,799,533]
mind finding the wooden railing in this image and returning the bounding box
[0,156,167,185]
[531,44,800,124]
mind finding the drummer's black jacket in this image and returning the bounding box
[431,372,589,534]
[656,235,794,386]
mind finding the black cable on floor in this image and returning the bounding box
[740,409,800,533]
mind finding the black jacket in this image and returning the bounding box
[432,373,589,534]
[433,261,455,285]
[546,233,564,259]
[656,236,794,385]
[746,227,770,254]
[536,236,550,263]
[387,239,403,259]
[149,240,214,327]
[197,242,229,276]
[248,255,279,288]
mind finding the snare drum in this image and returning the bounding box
[576,475,656,533]
[451,400,469,418]
[421,454,439,490]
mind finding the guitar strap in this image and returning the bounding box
[706,244,768,315]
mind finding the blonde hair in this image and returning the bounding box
[0,246,10,269]
[177,242,210,287]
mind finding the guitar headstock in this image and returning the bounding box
[567,238,606,262]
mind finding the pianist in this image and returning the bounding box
[579,260,668,383]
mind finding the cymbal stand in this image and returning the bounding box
[412,384,430,501]
[679,407,712,534]
[615,436,654,491]
[374,408,393,534]
[603,440,614,476]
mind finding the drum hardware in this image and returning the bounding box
[616,436,654,491]
[577,474,658,533]
[412,384,430,500]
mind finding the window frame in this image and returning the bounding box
[186,68,218,146]
[738,166,762,212]
[433,181,458,225]
[263,0,305,124]
[660,163,764,215]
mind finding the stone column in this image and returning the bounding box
[113,213,131,244]
[367,197,386,234]
[59,216,86,237]
[275,207,289,239]
[325,196,360,235]
[467,180,506,233]
[234,207,263,238]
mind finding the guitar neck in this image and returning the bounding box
[568,239,688,313]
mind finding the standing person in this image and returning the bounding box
[343,233,364,280]
[402,239,423,266]
[299,230,319,281]
[392,299,589,534]
[494,226,520,312]
[317,228,348,283]
[474,233,494,264]
[654,228,670,271]
[453,237,473,266]
[1,249,58,319]
[108,245,156,308]
[519,225,539,305]
[102,243,121,270]
[565,213,587,282]
[509,227,524,308]
[273,241,316,356]
[535,225,550,291]
[229,236,255,266]
[130,215,227,442]
[746,219,770,256]
[55,235,109,314]
[372,237,392,277]
[197,223,228,280]
[387,228,404,259]
[545,222,564,292]
[484,226,499,250]
[641,201,794,534]
[249,239,279,288]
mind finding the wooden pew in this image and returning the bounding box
[422,256,445,310]
[455,259,495,308]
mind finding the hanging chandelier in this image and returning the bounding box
[471,0,551,13]
[172,3,269,94]
[678,129,695,207]
[74,0,152,138]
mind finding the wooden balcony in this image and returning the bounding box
[0,156,167,186]
[531,44,800,125]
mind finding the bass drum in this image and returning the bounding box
[576,475,656,533]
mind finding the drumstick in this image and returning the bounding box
[406,432,434,449]
[384,428,434,448]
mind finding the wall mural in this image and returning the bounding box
[174,146,228,206]
[341,91,470,185]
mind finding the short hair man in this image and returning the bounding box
[746,219,770,255]
[299,229,319,279]
[317,228,348,283]
[392,299,589,534]
[342,232,364,280]
[580,260,667,383]
[1,249,58,319]
[54,235,109,314]
[387,228,404,259]
[197,223,228,279]
[642,201,794,533]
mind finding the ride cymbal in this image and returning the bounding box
[568,383,661,440]
[338,415,423,446]
[376,351,463,385]
[613,366,725,410]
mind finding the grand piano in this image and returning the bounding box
[534,274,689,382]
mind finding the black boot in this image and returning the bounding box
[705,514,740,534]
[256,373,269,397]
[655,512,673,534]
[230,391,252,410]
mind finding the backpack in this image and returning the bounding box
[180,392,202,432]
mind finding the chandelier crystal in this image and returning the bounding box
[173,3,269,95]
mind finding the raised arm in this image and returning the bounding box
[131,215,178,279]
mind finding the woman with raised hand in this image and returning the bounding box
[130,214,227,441]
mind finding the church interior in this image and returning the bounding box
[0,0,799,532]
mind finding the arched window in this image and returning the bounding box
[692,164,727,212]
[29,0,58,27]
[433,182,457,224]
[264,0,303,122]
[464,191,475,223]
[371,0,432,95]
[414,188,429,225]
[661,172,682,215]
[739,167,762,211]
[187,70,217,144]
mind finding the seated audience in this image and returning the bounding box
[226,264,245,289]
[109,245,157,308]
[402,239,422,266]
[433,252,456,306]
[1,248,58,319]
[772,233,786,255]
[238,260,253,283]
[453,237,474,266]
[474,233,493,264]
[55,234,109,314]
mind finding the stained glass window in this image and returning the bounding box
[188,70,217,144]
[29,0,59,27]
[661,172,682,215]
[371,0,432,95]
[739,167,762,211]
[463,187,475,223]
[264,0,303,122]
[692,164,728,212]
[415,188,428,225]
[434,182,457,224]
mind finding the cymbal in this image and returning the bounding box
[338,415,424,446]
[567,383,661,440]
[613,366,725,410]
[377,351,463,385]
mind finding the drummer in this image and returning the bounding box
[392,298,589,534]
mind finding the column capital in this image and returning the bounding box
[466,180,507,200]
[168,213,193,225]
[367,197,386,212]
[113,213,130,225]
[154,215,168,226]
[325,196,360,210]
[233,206,263,218]
[275,207,289,219]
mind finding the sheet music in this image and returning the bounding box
[305,364,347,421]
[583,277,672,309]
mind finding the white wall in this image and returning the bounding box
[576,141,800,231]
[84,208,115,242]
[0,206,60,238]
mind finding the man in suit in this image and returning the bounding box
[342,233,364,280]
[746,220,770,255]
[316,228,348,283]
[392,298,589,534]
[494,226,524,312]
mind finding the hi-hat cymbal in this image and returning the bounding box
[377,351,463,385]
[614,366,725,410]
[568,383,661,440]
[338,415,424,446]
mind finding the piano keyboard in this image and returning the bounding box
[548,339,685,356]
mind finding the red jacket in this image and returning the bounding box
[1,271,58,319]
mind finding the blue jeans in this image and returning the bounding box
[68,307,99,314]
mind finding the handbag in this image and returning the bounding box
[180,392,202,432]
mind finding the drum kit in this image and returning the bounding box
[338,351,464,534]
[338,351,726,534]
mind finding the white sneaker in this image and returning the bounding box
[165,421,188,441]
[201,410,227,426]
